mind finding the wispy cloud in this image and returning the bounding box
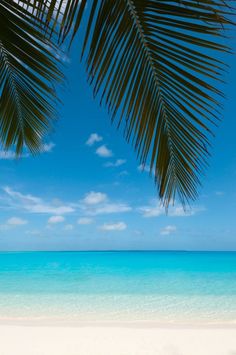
[79,191,132,216]
[96,145,113,158]
[64,224,74,231]
[87,203,131,216]
[160,225,177,235]
[0,150,30,160]
[7,217,28,226]
[118,170,129,177]
[48,215,65,224]
[215,191,224,196]
[99,221,127,231]
[25,229,42,236]
[0,151,18,160]
[77,217,94,225]
[54,48,70,64]
[1,187,131,220]
[133,229,143,236]
[2,187,75,215]
[86,133,103,146]
[0,142,55,160]
[40,142,55,153]
[104,159,126,168]
[137,164,153,174]
[138,201,204,218]
[0,216,28,231]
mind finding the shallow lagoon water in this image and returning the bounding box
[0,251,235,323]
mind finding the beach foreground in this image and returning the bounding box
[1,324,236,355]
[1,252,236,354]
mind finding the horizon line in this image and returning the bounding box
[0,250,236,253]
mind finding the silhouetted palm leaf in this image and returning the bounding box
[3,1,235,206]
[0,0,63,154]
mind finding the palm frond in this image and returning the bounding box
[10,0,234,206]
[0,0,63,155]
[84,1,234,207]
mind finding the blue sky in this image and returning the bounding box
[0,36,236,251]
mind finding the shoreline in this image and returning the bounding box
[1,318,236,328]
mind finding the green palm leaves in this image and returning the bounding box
[0,0,63,154]
[0,0,234,206]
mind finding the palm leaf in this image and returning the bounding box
[6,1,235,206]
[0,0,63,155]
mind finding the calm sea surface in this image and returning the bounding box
[0,251,236,324]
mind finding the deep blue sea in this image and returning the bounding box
[0,251,236,324]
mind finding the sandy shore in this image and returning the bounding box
[0,323,236,355]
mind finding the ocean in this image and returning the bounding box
[0,251,235,324]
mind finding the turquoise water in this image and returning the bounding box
[0,251,236,324]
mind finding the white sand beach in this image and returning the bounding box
[0,323,236,355]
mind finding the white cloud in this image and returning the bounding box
[2,187,75,215]
[48,215,65,224]
[86,133,103,146]
[96,145,113,158]
[104,159,126,168]
[99,222,127,231]
[160,225,177,236]
[64,224,74,231]
[7,217,28,226]
[82,191,107,205]
[77,217,93,225]
[138,201,203,218]
[40,142,55,153]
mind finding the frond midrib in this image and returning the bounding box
[126,0,178,193]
